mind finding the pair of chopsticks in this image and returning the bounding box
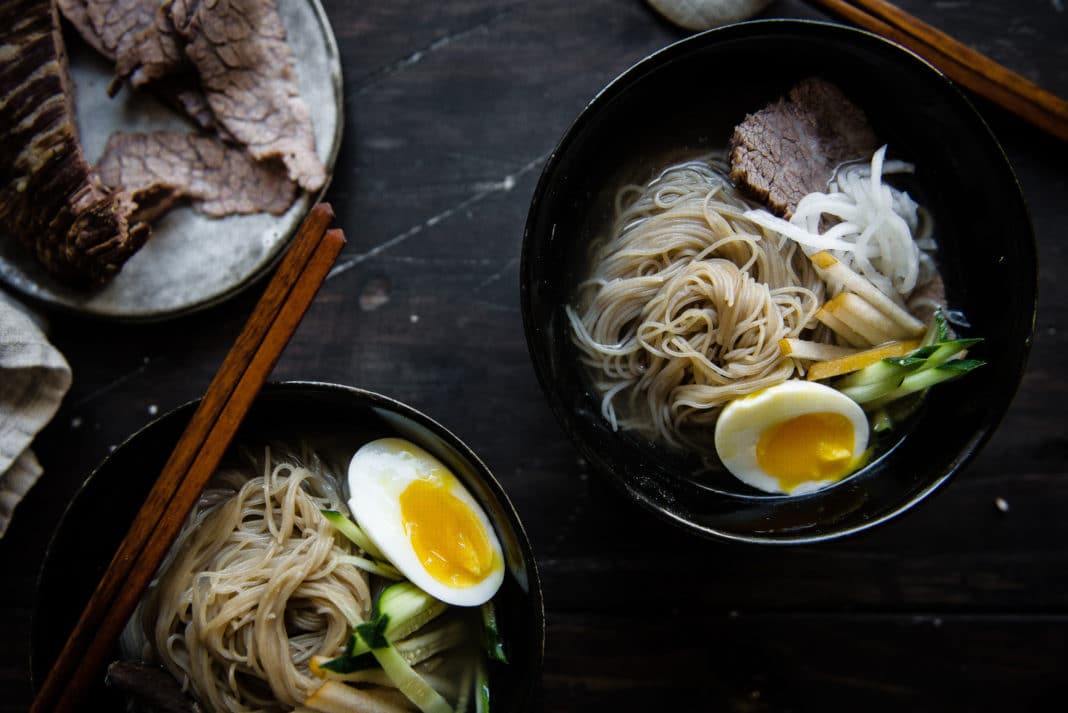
[809,0,1068,143]
[31,204,345,713]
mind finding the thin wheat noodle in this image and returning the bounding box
[568,159,823,449]
[124,449,372,713]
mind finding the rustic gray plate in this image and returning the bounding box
[0,0,343,321]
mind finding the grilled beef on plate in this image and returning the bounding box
[0,0,148,287]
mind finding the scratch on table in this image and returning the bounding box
[465,299,515,314]
[473,174,516,193]
[366,255,499,268]
[353,6,519,94]
[475,256,518,291]
[70,360,152,409]
[443,150,520,172]
[328,154,546,281]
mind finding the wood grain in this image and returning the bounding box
[1,1,1065,711]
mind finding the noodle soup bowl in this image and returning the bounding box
[31,381,545,709]
[520,19,1036,543]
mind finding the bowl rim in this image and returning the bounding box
[519,18,1038,545]
[30,380,546,702]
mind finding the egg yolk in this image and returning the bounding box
[399,479,496,588]
[756,412,857,492]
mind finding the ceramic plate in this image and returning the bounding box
[0,0,343,321]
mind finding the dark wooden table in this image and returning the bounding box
[2,1,1066,711]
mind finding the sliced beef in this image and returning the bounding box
[165,76,230,136]
[57,0,112,58]
[109,5,231,137]
[112,0,187,91]
[730,78,879,218]
[126,181,184,224]
[58,0,156,61]
[0,0,148,287]
[168,0,325,192]
[82,0,323,191]
[58,0,227,135]
[98,132,298,217]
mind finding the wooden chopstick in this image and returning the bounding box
[32,208,345,713]
[808,0,1068,143]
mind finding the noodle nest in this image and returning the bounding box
[126,450,372,713]
[567,159,824,449]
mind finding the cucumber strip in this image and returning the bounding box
[316,651,376,676]
[871,409,894,433]
[336,554,403,580]
[320,619,467,674]
[899,359,984,392]
[836,355,923,390]
[346,582,448,658]
[837,337,980,391]
[356,617,454,713]
[894,346,938,361]
[475,657,490,713]
[921,309,949,347]
[865,360,985,410]
[891,365,964,395]
[920,338,983,370]
[937,359,986,372]
[839,379,899,404]
[833,307,986,411]
[375,582,449,636]
[480,602,508,664]
[321,510,386,560]
[395,619,469,666]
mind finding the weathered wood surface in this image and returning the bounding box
[2,1,1066,711]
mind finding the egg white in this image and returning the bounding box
[714,381,870,495]
[347,437,505,606]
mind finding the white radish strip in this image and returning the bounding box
[759,145,929,303]
[743,209,858,253]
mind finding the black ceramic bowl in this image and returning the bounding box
[31,381,544,709]
[521,20,1036,544]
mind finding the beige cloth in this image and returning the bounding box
[0,291,71,538]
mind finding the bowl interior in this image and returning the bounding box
[31,382,544,708]
[521,20,1036,543]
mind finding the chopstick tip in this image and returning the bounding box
[313,201,335,220]
[324,228,346,247]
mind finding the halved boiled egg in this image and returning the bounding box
[347,437,504,606]
[714,381,870,495]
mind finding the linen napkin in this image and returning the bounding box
[0,291,71,538]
